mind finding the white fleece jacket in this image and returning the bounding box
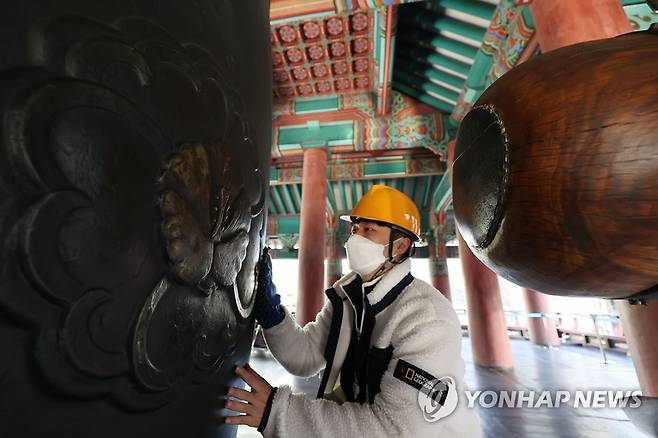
[262,258,482,437]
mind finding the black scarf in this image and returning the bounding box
[340,272,413,404]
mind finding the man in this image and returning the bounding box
[225,184,481,437]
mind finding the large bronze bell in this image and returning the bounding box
[0,1,271,436]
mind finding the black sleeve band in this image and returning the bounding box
[257,386,278,434]
[393,359,448,404]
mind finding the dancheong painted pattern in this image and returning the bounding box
[271,11,376,100]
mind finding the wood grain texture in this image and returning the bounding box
[453,29,658,299]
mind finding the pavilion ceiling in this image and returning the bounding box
[265,0,658,252]
[271,10,380,101]
[393,0,496,114]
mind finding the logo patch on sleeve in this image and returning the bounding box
[393,359,449,405]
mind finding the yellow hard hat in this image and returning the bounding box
[340,184,421,240]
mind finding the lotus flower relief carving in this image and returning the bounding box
[133,141,260,391]
[0,13,268,410]
[158,142,251,294]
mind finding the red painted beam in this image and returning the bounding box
[271,146,437,165]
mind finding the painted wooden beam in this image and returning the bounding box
[450,0,536,123]
[268,191,280,215]
[378,6,396,115]
[432,171,452,214]
[434,0,497,21]
[294,96,340,114]
[396,42,471,77]
[271,185,289,214]
[334,0,427,13]
[394,58,465,90]
[326,181,338,213]
[392,82,454,113]
[397,24,480,59]
[271,157,445,184]
[340,181,349,212]
[281,184,297,213]
[400,9,487,41]
[270,0,334,21]
[394,70,460,102]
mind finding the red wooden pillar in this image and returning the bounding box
[619,301,658,396]
[457,232,514,368]
[449,140,513,369]
[296,148,327,326]
[428,227,451,301]
[325,216,343,287]
[530,0,631,53]
[523,288,560,347]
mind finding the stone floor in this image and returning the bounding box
[236,338,647,437]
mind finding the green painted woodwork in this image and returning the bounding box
[294,96,340,114]
[271,158,442,186]
[281,184,296,213]
[434,0,497,21]
[278,216,300,234]
[465,49,494,91]
[275,176,442,219]
[396,43,471,77]
[406,12,487,42]
[340,182,349,213]
[326,183,337,213]
[420,209,432,235]
[361,180,368,197]
[446,0,537,123]
[271,186,288,215]
[396,57,465,89]
[293,184,302,206]
[266,177,460,251]
[364,161,406,176]
[393,0,498,115]
[270,246,434,260]
[398,27,479,58]
[523,4,534,25]
[374,10,386,88]
[624,3,658,30]
[350,181,358,208]
[374,10,382,63]
[392,82,455,113]
[422,175,434,207]
[409,177,418,205]
[270,248,299,259]
[394,70,460,102]
[278,121,354,149]
[268,188,277,214]
[268,193,279,215]
[432,172,452,213]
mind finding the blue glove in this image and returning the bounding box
[254,247,285,329]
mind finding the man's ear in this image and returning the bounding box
[394,236,411,259]
[403,237,412,254]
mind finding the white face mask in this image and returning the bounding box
[344,234,402,277]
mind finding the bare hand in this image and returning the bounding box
[225,363,274,428]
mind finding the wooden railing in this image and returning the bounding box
[454,309,627,363]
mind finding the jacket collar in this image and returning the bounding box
[331,258,412,307]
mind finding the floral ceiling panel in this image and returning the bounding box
[271,11,376,100]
